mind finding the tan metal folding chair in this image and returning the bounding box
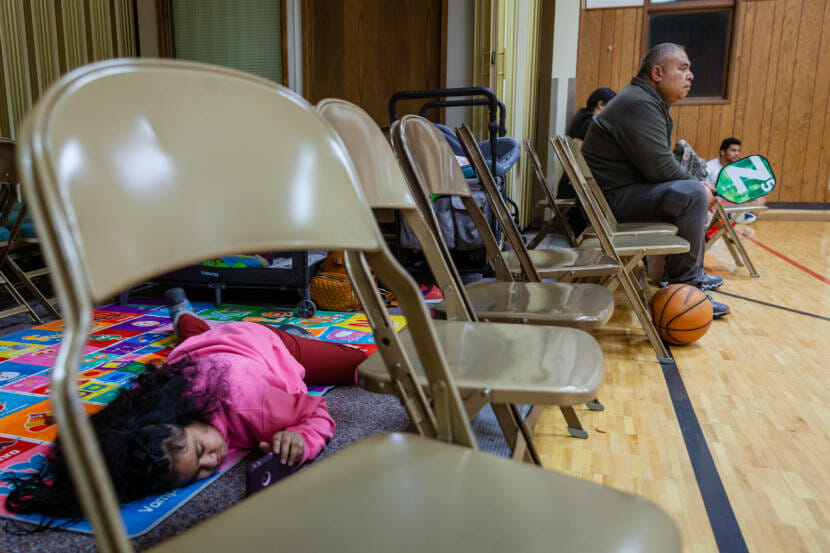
[526,139,678,247]
[0,139,59,322]
[393,116,619,436]
[564,138,679,242]
[523,140,580,248]
[389,116,615,330]
[19,59,680,553]
[318,100,612,448]
[551,136,692,361]
[704,203,766,277]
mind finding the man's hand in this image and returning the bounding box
[701,180,717,212]
[259,431,305,466]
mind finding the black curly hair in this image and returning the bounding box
[4,357,226,527]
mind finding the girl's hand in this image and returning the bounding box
[259,431,305,466]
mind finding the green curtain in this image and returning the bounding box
[172,0,282,84]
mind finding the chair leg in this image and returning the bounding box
[491,404,542,466]
[616,270,671,361]
[509,403,543,466]
[526,219,557,250]
[718,207,759,277]
[560,406,589,439]
[586,398,605,411]
[514,405,545,463]
[5,258,60,318]
[704,226,726,252]
[0,270,41,324]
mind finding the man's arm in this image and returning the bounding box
[613,100,694,184]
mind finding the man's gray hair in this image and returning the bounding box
[638,43,686,79]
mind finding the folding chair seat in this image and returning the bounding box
[19,60,680,553]
[317,99,609,451]
[551,136,690,361]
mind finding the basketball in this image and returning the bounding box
[650,284,713,345]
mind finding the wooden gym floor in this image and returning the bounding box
[535,220,830,553]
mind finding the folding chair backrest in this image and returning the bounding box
[455,124,541,282]
[315,99,473,321]
[552,137,622,265]
[394,116,514,283]
[310,100,476,448]
[16,59,396,553]
[523,140,578,247]
[566,136,619,227]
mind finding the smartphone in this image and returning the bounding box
[246,453,297,496]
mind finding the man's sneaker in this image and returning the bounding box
[419,284,444,303]
[699,273,724,291]
[163,287,195,327]
[733,211,757,225]
[707,293,731,319]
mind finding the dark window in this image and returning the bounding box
[644,0,738,102]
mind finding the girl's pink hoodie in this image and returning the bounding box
[166,322,334,464]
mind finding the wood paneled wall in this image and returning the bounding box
[575,0,830,203]
[301,0,445,127]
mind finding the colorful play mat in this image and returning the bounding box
[0,299,405,536]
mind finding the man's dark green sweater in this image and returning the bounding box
[581,76,694,191]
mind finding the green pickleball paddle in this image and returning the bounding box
[715,154,776,204]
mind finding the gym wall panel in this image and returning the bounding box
[574,0,830,202]
[0,0,135,140]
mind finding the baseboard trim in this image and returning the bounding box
[757,209,830,221]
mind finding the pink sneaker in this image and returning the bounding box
[419,284,443,303]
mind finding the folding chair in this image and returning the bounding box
[564,138,679,243]
[705,202,766,277]
[551,136,692,361]
[526,139,678,248]
[523,140,579,249]
[388,116,615,329]
[19,59,680,553]
[0,139,59,322]
[318,100,611,449]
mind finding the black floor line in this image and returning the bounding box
[660,350,749,553]
[712,289,830,322]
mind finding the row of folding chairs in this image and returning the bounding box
[0,138,60,323]
[18,59,680,553]
[528,136,765,280]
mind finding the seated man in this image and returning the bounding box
[705,137,742,183]
[706,137,764,224]
[581,42,729,318]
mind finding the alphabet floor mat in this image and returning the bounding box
[0,298,405,535]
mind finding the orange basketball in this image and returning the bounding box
[650,284,713,345]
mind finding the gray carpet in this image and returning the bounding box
[0,301,516,551]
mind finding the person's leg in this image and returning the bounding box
[176,313,211,341]
[265,326,365,385]
[605,180,708,285]
[164,288,203,340]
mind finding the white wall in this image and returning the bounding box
[444,0,475,128]
[546,0,580,182]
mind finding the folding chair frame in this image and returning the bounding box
[704,203,761,277]
[552,136,673,362]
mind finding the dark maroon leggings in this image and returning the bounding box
[176,313,365,385]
